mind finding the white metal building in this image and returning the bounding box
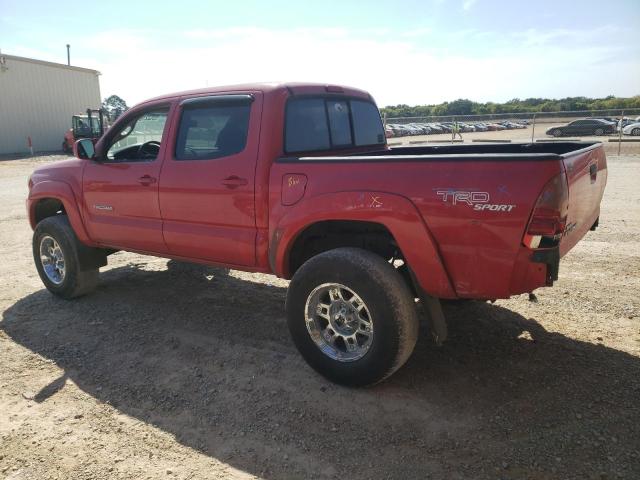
[0,53,101,155]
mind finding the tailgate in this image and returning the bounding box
[560,144,607,256]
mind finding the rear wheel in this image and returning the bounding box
[33,215,99,299]
[552,129,563,137]
[286,248,419,386]
[632,128,640,136]
[594,128,604,136]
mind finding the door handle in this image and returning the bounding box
[589,163,597,183]
[138,175,157,186]
[221,176,248,188]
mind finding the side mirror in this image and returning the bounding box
[74,138,95,160]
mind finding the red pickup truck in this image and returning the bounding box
[27,83,607,385]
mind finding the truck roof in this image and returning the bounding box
[139,82,373,106]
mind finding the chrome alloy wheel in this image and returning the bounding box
[39,235,66,285]
[304,283,374,362]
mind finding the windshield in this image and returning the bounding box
[107,110,169,160]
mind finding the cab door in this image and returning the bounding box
[82,104,173,253]
[158,93,262,266]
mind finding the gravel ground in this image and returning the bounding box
[0,154,638,480]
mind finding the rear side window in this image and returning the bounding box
[175,102,250,160]
[285,97,385,153]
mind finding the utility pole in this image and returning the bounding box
[66,44,70,66]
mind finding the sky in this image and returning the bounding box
[1,0,639,107]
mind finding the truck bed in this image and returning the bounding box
[277,141,601,162]
[272,141,607,299]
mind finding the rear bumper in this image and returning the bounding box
[531,247,560,286]
[508,245,560,295]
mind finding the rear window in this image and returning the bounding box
[285,97,385,153]
[351,100,385,147]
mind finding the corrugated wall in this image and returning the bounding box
[0,56,101,155]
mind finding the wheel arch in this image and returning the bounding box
[28,180,94,246]
[270,191,457,299]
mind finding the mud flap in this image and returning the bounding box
[419,292,448,346]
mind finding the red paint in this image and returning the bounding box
[27,83,607,300]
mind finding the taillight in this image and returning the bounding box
[523,171,569,249]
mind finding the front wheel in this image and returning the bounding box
[286,248,419,386]
[33,215,99,299]
[594,128,604,136]
[632,128,640,136]
[552,129,563,137]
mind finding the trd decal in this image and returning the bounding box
[436,189,516,212]
[93,204,113,211]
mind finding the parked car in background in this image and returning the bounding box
[595,117,617,125]
[622,122,640,136]
[617,118,636,130]
[546,119,616,137]
[439,123,453,133]
[385,125,395,138]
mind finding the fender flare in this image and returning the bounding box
[28,180,94,246]
[270,190,456,298]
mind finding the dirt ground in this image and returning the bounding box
[0,153,639,480]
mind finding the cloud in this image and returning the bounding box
[401,27,433,38]
[462,0,478,11]
[5,25,639,107]
[515,24,624,47]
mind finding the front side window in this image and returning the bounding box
[175,103,250,160]
[285,97,385,153]
[106,109,169,162]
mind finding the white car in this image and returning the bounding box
[622,122,640,136]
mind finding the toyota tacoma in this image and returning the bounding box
[27,83,607,385]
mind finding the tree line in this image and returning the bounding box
[101,95,129,121]
[381,96,640,118]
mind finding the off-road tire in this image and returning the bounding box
[33,215,99,299]
[286,247,419,386]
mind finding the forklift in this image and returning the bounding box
[62,108,107,154]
